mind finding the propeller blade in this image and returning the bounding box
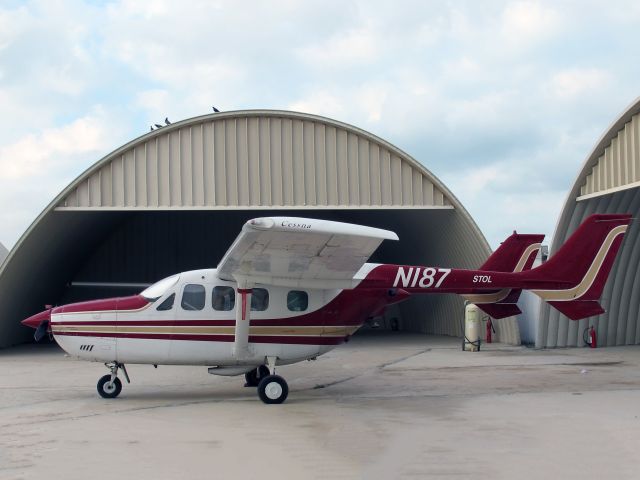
[34,320,49,342]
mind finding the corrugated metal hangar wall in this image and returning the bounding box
[0,110,498,348]
[537,98,640,348]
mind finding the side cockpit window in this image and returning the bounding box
[251,288,269,311]
[141,274,180,301]
[181,284,206,311]
[156,293,175,311]
[287,290,308,312]
[212,286,235,311]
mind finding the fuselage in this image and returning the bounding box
[31,245,608,371]
[40,265,403,370]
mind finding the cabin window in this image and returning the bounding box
[212,286,235,311]
[287,290,308,312]
[156,293,175,311]
[181,284,206,311]
[251,288,269,311]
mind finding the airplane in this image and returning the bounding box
[22,213,631,404]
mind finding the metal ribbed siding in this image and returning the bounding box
[537,97,640,348]
[579,113,640,199]
[58,113,451,210]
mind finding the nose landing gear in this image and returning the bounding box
[97,362,130,399]
[97,374,122,398]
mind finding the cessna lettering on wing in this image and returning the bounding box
[393,267,452,288]
[281,221,312,229]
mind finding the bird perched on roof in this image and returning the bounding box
[165,117,171,125]
[150,126,154,131]
[212,106,220,113]
[154,123,163,129]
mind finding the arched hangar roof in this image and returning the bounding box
[0,110,491,348]
[537,97,640,348]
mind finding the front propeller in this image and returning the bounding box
[34,320,50,342]
[21,306,53,341]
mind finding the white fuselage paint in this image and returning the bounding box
[51,266,380,374]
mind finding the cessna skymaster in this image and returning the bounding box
[23,214,631,404]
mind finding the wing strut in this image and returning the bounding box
[233,278,252,359]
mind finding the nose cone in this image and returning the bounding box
[22,309,51,329]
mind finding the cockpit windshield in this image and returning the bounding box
[140,274,180,301]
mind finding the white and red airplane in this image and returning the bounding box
[23,213,631,404]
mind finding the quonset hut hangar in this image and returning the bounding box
[0,243,7,269]
[536,98,640,348]
[0,110,498,349]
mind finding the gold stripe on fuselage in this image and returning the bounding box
[51,324,359,337]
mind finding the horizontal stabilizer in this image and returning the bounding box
[476,303,521,319]
[548,300,604,320]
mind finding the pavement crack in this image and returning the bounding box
[310,348,431,390]
[312,375,360,389]
[377,348,431,369]
[0,396,257,428]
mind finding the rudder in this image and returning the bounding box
[530,214,631,320]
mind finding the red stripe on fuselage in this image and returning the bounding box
[53,320,237,327]
[53,295,149,314]
[53,331,345,345]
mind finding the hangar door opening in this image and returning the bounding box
[52,208,473,337]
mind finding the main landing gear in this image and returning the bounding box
[250,356,289,404]
[258,375,288,404]
[97,362,130,399]
[244,365,270,387]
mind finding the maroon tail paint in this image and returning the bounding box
[476,231,545,318]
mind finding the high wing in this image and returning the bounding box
[216,217,398,288]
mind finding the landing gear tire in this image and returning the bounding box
[244,365,270,387]
[257,375,288,404]
[97,375,122,399]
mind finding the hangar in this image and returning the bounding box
[536,97,640,347]
[0,110,508,349]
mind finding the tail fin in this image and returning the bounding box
[479,232,544,272]
[466,232,544,318]
[530,214,631,320]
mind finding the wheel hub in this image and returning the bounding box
[265,381,282,399]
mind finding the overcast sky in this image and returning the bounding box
[0,0,639,251]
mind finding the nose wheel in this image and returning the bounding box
[97,375,122,398]
[97,362,129,399]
